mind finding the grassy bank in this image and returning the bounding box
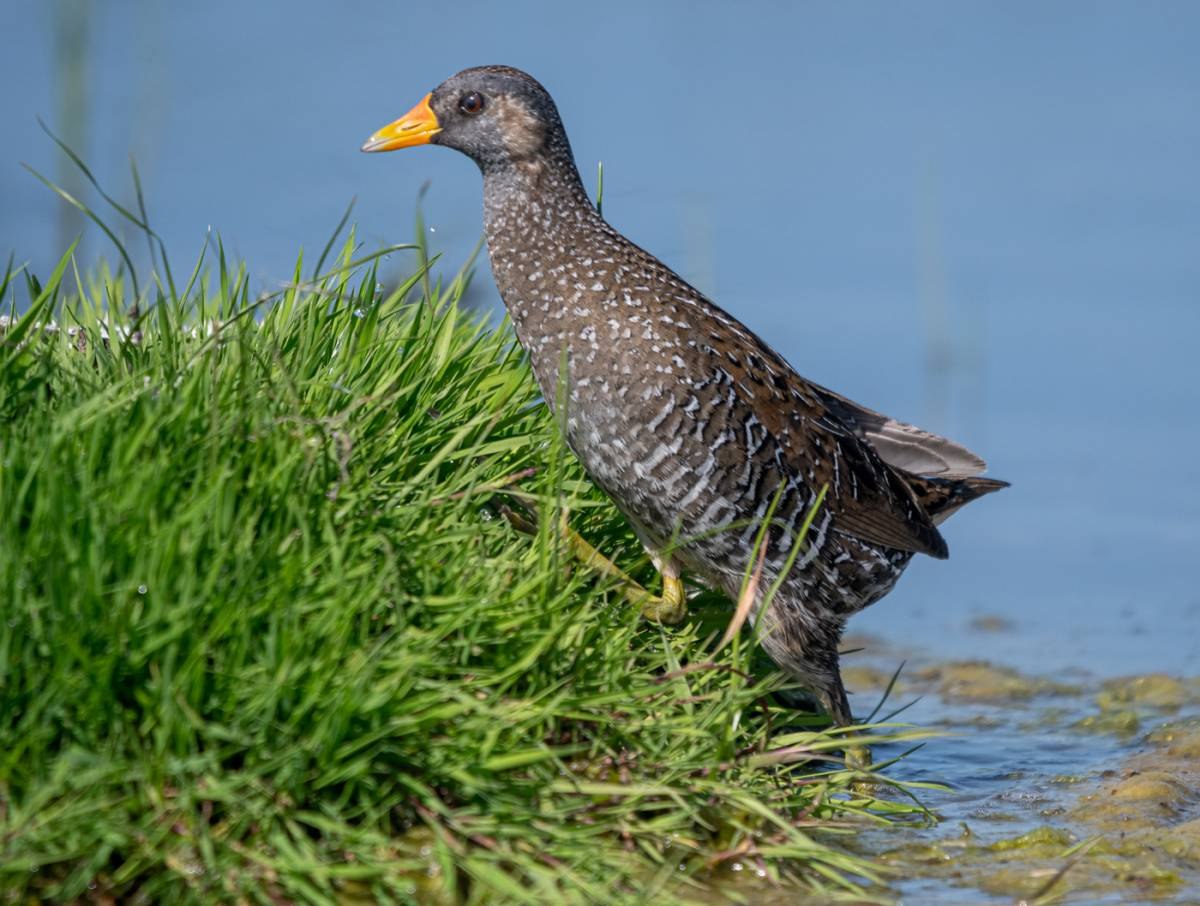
[0,235,929,903]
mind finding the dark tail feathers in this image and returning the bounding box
[907,476,1009,526]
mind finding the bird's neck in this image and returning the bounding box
[481,155,603,336]
[481,155,595,244]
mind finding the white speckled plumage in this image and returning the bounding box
[371,65,1008,724]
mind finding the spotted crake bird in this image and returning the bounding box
[363,66,1007,726]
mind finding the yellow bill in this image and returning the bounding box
[361,93,441,152]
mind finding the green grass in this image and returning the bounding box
[0,228,935,904]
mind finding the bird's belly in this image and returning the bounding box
[772,532,913,618]
[562,384,914,617]
[561,383,793,586]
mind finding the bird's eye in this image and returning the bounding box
[459,92,486,115]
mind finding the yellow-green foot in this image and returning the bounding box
[844,743,872,772]
[634,573,687,625]
[563,517,687,625]
[502,503,688,625]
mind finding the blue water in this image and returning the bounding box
[2,1,1198,678]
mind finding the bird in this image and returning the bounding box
[362,66,1007,729]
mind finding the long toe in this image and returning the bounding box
[640,594,688,625]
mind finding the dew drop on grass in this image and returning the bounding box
[137,584,147,595]
[354,308,365,318]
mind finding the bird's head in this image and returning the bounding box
[361,66,571,172]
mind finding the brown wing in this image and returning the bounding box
[605,243,954,559]
[806,425,950,558]
[683,308,950,559]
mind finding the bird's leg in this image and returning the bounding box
[500,503,687,624]
[843,745,872,772]
[821,673,872,771]
[561,513,687,624]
